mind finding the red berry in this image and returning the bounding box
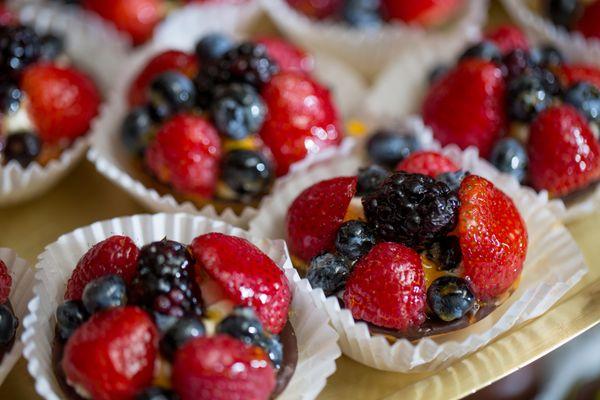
[128,50,198,107]
[62,307,158,400]
[65,235,139,301]
[344,242,426,331]
[484,24,529,55]
[457,175,528,300]
[557,64,600,90]
[0,260,12,304]
[528,105,600,196]
[172,335,275,400]
[285,0,343,20]
[21,63,100,144]
[285,176,356,262]
[577,0,600,40]
[259,71,343,176]
[0,4,16,26]
[190,233,291,334]
[83,0,163,45]
[144,114,222,199]
[422,59,506,158]
[255,36,313,74]
[382,0,463,26]
[396,151,459,177]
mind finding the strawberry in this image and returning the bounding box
[396,151,459,177]
[484,24,529,55]
[528,105,600,196]
[21,63,101,144]
[0,260,12,304]
[422,59,506,158]
[285,177,357,262]
[255,36,313,74]
[576,0,600,40]
[128,50,198,107]
[556,64,600,90]
[83,0,164,45]
[172,335,275,400]
[343,242,426,330]
[62,307,158,400]
[190,233,291,334]
[382,0,463,27]
[144,114,222,199]
[457,175,527,300]
[285,0,343,20]
[259,71,343,176]
[65,235,139,301]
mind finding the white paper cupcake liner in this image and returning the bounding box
[22,213,341,400]
[501,0,600,67]
[261,0,488,79]
[248,120,583,372]
[0,248,35,384]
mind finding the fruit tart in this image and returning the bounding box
[51,232,298,400]
[118,32,343,213]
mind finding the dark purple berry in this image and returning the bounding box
[211,83,266,139]
[366,129,419,168]
[149,71,196,117]
[0,25,41,76]
[136,387,178,400]
[507,74,553,122]
[161,317,205,360]
[3,132,41,168]
[216,307,263,344]
[357,164,390,196]
[489,138,528,183]
[220,149,273,202]
[563,81,600,124]
[195,32,234,62]
[459,41,502,64]
[0,304,17,345]
[82,275,127,314]
[121,106,154,155]
[544,0,581,30]
[56,300,88,341]
[427,276,475,322]
[335,220,376,261]
[306,253,350,296]
[425,236,462,271]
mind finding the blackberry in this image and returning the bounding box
[425,236,462,271]
[502,49,534,79]
[0,25,41,76]
[129,239,203,331]
[362,172,460,249]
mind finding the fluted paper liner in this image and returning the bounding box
[0,248,35,384]
[261,0,488,79]
[0,2,127,206]
[248,121,584,372]
[87,5,366,227]
[22,213,341,399]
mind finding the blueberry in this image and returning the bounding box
[0,304,17,345]
[563,82,600,124]
[306,253,351,296]
[56,300,88,341]
[489,138,528,183]
[161,317,205,360]
[82,275,127,314]
[39,33,64,60]
[425,236,462,271]
[195,33,234,62]
[136,387,178,400]
[220,149,273,201]
[0,81,22,114]
[255,334,283,370]
[534,67,562,96]
[530,45,564,68]
[544,0,581,30]
[342,0,383,28]
[3,132,41,168]
[459,41,502,64]
[507,74,553,122]
[357,164,390,196]
[427,276,475,322]
[121,106,154,155]
[211,83,266,139]
[366,130,420,168]
[428,64,449,84]
[436,170,468,192]
[216,307,263,345]
[149,71,196,117]
[335,220,376,261]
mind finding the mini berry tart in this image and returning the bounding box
[249,137,586,371]
[261,0,488,78]
[22,213,340,399]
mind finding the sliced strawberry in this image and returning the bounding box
[0,260,12,304]
[576,0,600,40]
[172,335,275,400]
[144,114,222,199]
[344,242,426,330]
[255,36,313,74]
[422,59,506,158]
[62,307,158,400]
[285,0,343,20]
[128,50,198,107]
[556,64,600,89]
[528,105,600,196]
[285,176,357,262]
[64,235,139,300]
[457,175,527,300]
[190,233,291,334]
[382,0,464,26]
[21,63,101,144]
[484,24,529,55]
[83,0,164,45]
[259,71,343,176]
[396,151,459,177]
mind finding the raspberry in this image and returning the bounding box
[0,260,12,304]
[484,24,529,55]
[396,151,459,177]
